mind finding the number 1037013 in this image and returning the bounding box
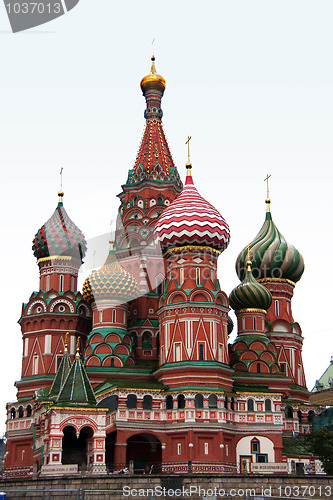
[278,485,332,497]
[5,3,61,14]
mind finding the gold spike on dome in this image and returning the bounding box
[76,336,80,357]
[140,56,166,93]
[264,173,271,212]
[64,332,69,352]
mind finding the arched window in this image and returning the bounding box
[26,405,32,417]
[285,406,293,419]
[199,344,204,361]
[166,395,173,410]
[157,196,163,205]
[18,406,24,418]
[298,410,302,422]
[195,394,204,409]
[251,438,260,453]
[127,394,137,409]
[247,398,254,412]
[224,396,228,409]
[208,394,217,409]
[257,363,261,373]
[230,397,235,411]
[142,331,152,348]
[177,394,185,409]
[10,408,16,419]
[143,395,152,410]
[265,399,271,412]
[110,358,115,367]
[98,395,118,412]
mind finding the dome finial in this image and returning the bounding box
[64,332,69,352]
[246,245,252,271]
[76,336,80,357]
[109,219,114,251]
[264,173,271,212]
[150,54,156,74]
[185,135,192,178]
[58,167,64,204]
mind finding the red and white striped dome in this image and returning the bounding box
[155,168,230,252]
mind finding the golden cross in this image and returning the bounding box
[64,332,69,352]
[264,173,271,199]
[185,136,192,164]
[109,219,114,249]
[60,167,63,190]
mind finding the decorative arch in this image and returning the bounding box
[85,355,101,367]
[248,361,270,374]
[189,291,211,303]
[168,291,187,304]
[102,356,123,368]
[95,344,112,355]
[60,416,98,433]
[27,300,47,315]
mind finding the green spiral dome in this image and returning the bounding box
[229,260,272,311]
[83,250,139,304]
[236,209,304,283]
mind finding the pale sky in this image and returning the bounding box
[0,0,332,433]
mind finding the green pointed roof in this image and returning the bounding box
[57,352,96,405]
[48,348,71,400]
[312,357,333,392]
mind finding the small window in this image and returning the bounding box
[180,268,184,285]
[143,395,152,410]
[46,275,50,291]
[265,399,271,412]
[195,394,204,409]
[127,394,137,409]
[196,267,200,285]
[285,406,293,419]
[251,438,260,454]
[208,394,217,409]
[157,196,163,205]
[26,405,32,417]
[257,363,261,373]
[112,310,116,323]
[166,395,173,410]
[224,396,228,409]
[177,394,185,409]
[275,300,279,315]
[204,442,209,455]
[111,358,115,367]
[280,363,286,373]
[99,310,103,323]
[247,399,254,412]
[18,406,24,418]
[199,344,204,361]
[10,408,16,419]
[230,397,235,411]
[59,275,64,293]
[253,317,257,331]
[177,443,181,455]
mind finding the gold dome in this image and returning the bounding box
[140,56,166,93]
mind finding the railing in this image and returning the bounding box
[3,466,33,478]
[162,461,238,474]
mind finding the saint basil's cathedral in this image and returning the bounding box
[4,58,321,476]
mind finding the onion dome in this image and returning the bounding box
[229,259,272,312]
[227,316,234,336]
[32,191,87,261]
[236,202,304,283]
[140,55,166,94]
[83,248,139,304]
[155,165,230,253]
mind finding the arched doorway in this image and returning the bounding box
[105,431,116,472]
[62,425,94,470]
[126,433,162,473]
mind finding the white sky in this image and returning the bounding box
[0,0,332,434]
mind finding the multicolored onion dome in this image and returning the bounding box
[155,167,230,252]
[229,260,272,312]
[32,193,87,261]
[140,56,166,93]
[82,249,139,304]
[236,207,304,283]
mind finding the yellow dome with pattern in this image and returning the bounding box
[82,250,139,303]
